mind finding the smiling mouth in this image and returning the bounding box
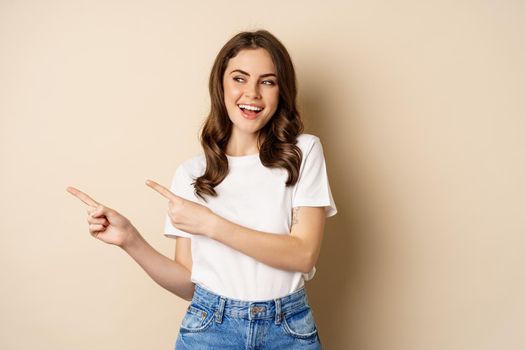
[238,104,264,119]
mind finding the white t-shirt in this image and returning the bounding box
[164,133,337,301]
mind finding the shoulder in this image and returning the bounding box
[296,133,322,154]
[296,133,319,145]
[177,153,206,178]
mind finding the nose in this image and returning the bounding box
[244,81,261,99]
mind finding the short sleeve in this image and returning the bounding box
[292,137,338,217]
[163,163,196,239]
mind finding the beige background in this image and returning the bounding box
[1,0,524,349]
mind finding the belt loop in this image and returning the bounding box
[215,297,226,324]
[274,297,282,325]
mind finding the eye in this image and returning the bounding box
[233,76,245,83]
[262,80,276,86]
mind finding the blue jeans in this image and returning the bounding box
[175,284,322,349]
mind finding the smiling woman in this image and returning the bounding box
[222,48,280,145]
[67,29,337,350]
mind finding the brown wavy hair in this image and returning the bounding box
[193,29,304,202]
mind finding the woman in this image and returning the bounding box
[67,29,337,349]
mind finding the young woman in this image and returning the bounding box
[67,30,337,349]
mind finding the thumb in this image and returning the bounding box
[91,204,113,219]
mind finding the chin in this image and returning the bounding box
[237,126,263,135]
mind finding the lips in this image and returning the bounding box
[238,104,264,120]
[238,103,264,111]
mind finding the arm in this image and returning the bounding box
[174,237,194,301]
[209,206,326,273]
[122,232,195,301]
[66,186,195,301]
[145,180,327,274]
[175,237,193,272]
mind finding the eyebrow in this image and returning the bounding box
[229,69,277,78]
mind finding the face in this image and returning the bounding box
[222,48,280,138]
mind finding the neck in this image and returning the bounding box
[226,130,260,156]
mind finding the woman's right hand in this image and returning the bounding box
[66,186,139,247]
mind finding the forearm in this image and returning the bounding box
[209,216,311,273]
[121,232,195,301]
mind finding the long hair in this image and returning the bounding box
[193,29,304,202]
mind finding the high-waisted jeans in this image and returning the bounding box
[174,283,322,349]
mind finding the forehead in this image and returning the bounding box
[225,48,276,74]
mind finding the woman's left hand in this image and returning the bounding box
[146,179,217,236]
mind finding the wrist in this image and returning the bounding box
[120,227,142,252]
[207,213,225,239]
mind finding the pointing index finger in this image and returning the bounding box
[66,186,100,207]
[145,179,179,201]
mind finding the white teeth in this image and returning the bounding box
[238,104,263,112]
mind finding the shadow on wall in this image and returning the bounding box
[299,67,374,350]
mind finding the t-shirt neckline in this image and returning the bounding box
[226,152,260,165]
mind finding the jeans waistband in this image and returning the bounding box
[192,284,310,325]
